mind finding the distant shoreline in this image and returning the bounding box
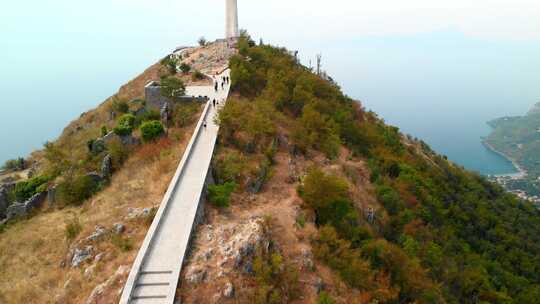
[482,140,527,178]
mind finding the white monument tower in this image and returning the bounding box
[225,0,239,39]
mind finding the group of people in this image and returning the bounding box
[205,73,230,129]
[214,75,230,92]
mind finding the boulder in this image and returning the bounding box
[71,246,93,267]
[101,154,112,178]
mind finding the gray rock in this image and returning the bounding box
[0,183,15,217]
[0,190,8,219]
[186,268,207,284]
[86,172,103,184]
[47,186,57,207]
[71,246,93,267]
[86,226,107,242]
[161,102,171,127]
[101,154,112,178]
[25,191,46,210]
[223,282,235,298]
[6,202,28,219]
[113,223,125,234]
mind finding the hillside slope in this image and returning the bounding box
[177,35,540,304]
[0,37,539,304]
[0,41,233,303]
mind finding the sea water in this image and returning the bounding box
[2,7,539,176]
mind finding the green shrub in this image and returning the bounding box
[208,182,237,208]
[191,70,205,81]
[113,113,136,136]
[111,98,129,113]
[252,248,301,303]
[111,234,133,252]
[214,150,246,183]
[135,109,160,127]
[140,121,165,142]
[12,175,49,202]
[65,217,82,241]
[2,157,25,171]
[317,292,335,304]
[100,126,108,137]
[179,63,191,73]
[56,175,99,206]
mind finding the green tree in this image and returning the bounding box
[160,76,186,100]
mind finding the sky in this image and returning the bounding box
[1,0,540,172]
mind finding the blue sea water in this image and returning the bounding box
[1,3,540,176]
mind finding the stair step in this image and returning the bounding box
[133,282,171,300]
[136,282,170,287]
[140,270,173,275]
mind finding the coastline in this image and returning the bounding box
[482,140,527,179]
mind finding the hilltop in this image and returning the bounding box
[0,35,539,304]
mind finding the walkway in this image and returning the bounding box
[119,70,231,304]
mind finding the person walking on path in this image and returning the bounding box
[213,99,216,107]
[203,120,207,130]
[214,82,218,92]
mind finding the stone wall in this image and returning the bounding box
[144,81,207,110]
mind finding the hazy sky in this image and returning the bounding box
[2,0,540,40]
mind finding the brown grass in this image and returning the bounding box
[0,119,199,304]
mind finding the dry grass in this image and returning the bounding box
[0,121,199,304]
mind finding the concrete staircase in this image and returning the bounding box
[119,69,231,304]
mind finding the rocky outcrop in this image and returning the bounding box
[6,202,26,219]
[86,225,108,242]
[5,191,46,220]
[101,154,112,178]
[184,217,269,285]
[85,265,129,304]
[0,183,15,219]
[126,207,154,219]
[71,246,94,268]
